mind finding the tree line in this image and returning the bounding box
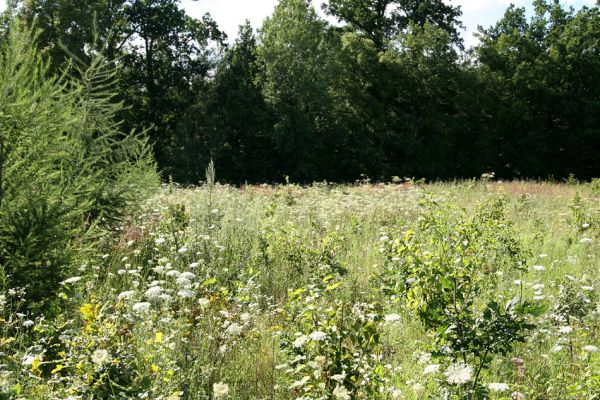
[2,0,599,183]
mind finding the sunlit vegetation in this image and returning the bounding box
[1,0,599,398]
[1,176,598,399]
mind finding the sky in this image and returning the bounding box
[1,0,597,47]
[183,0,596,47]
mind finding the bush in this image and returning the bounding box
[0,22,159,309]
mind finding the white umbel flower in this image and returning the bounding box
[212,382,229,399]
[424,364,441,375]
[444,363,472,385]
[309,331,327,341]
[132,302,151,314]
[333,385,351,400]
[488,383,510,392]
[91,349,110,366]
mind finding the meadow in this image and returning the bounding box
[1,177,599,399]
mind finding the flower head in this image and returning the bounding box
[488,383,510,392]
[444,363,472,385]
[212,382,229,399]
[91,349,110,366]
[333,385,351,400]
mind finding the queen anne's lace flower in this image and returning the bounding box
[91,349,110,366]
[444,363,472,385]
[488,383,510,392]
[333,385,351,400]
[212,382,229,399]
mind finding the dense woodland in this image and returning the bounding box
[1,0,599,183]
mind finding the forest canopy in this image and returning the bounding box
[1,0,599,183]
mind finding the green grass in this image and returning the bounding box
[1,181,598,399]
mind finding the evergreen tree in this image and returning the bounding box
[0,22,158,308]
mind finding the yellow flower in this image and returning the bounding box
[155,332,164,343]
[31,356,42,376]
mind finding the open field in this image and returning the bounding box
[2,181,599,399]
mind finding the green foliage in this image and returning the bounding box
[280,279,385,399]
[0,22,158,308]
[380,194,533,396]
[257,0,341,182]
[0,182,599,398]
[324,0,463,49]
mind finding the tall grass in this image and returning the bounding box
[1,179,598,399]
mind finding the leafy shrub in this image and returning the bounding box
[379,194,534,397]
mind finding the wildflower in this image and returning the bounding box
[309,331,327,341]
[160,294,173,302]
[384,313,401,323]
[155,237,166,245]
[581,286,594,291]
[293,335,309,348]
[583,345,598,352]
[22,320,34,328]
[333,385,351,400]
[580,238,593,244]
[412,383,424,394]
[178,247,188,253]
[189,262,200,269]
[444,363,472,385]
[22,355,35,366]
[512,392,525,400]
[424,364,440,375]
[61,276,82,285]
[212,382,230,399]
[132,302,151,314]
[198,298,210,308]
[176,277,192,289]
[145,286,163,300]
[240,313,251,322]
[290,376,310,389]
[533,284,544,291]
[418,352,432,364]
[118,291,136,301]
[488,383,510,392]
[532,265,546,272]
[91,349,110,366]
[558,326,573,334]
[177,289,195,299]
[179,272,196,280]
[331,372,346,383]
[314,355,326,367]
[551,345,563,353]
[225,323,243,336]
